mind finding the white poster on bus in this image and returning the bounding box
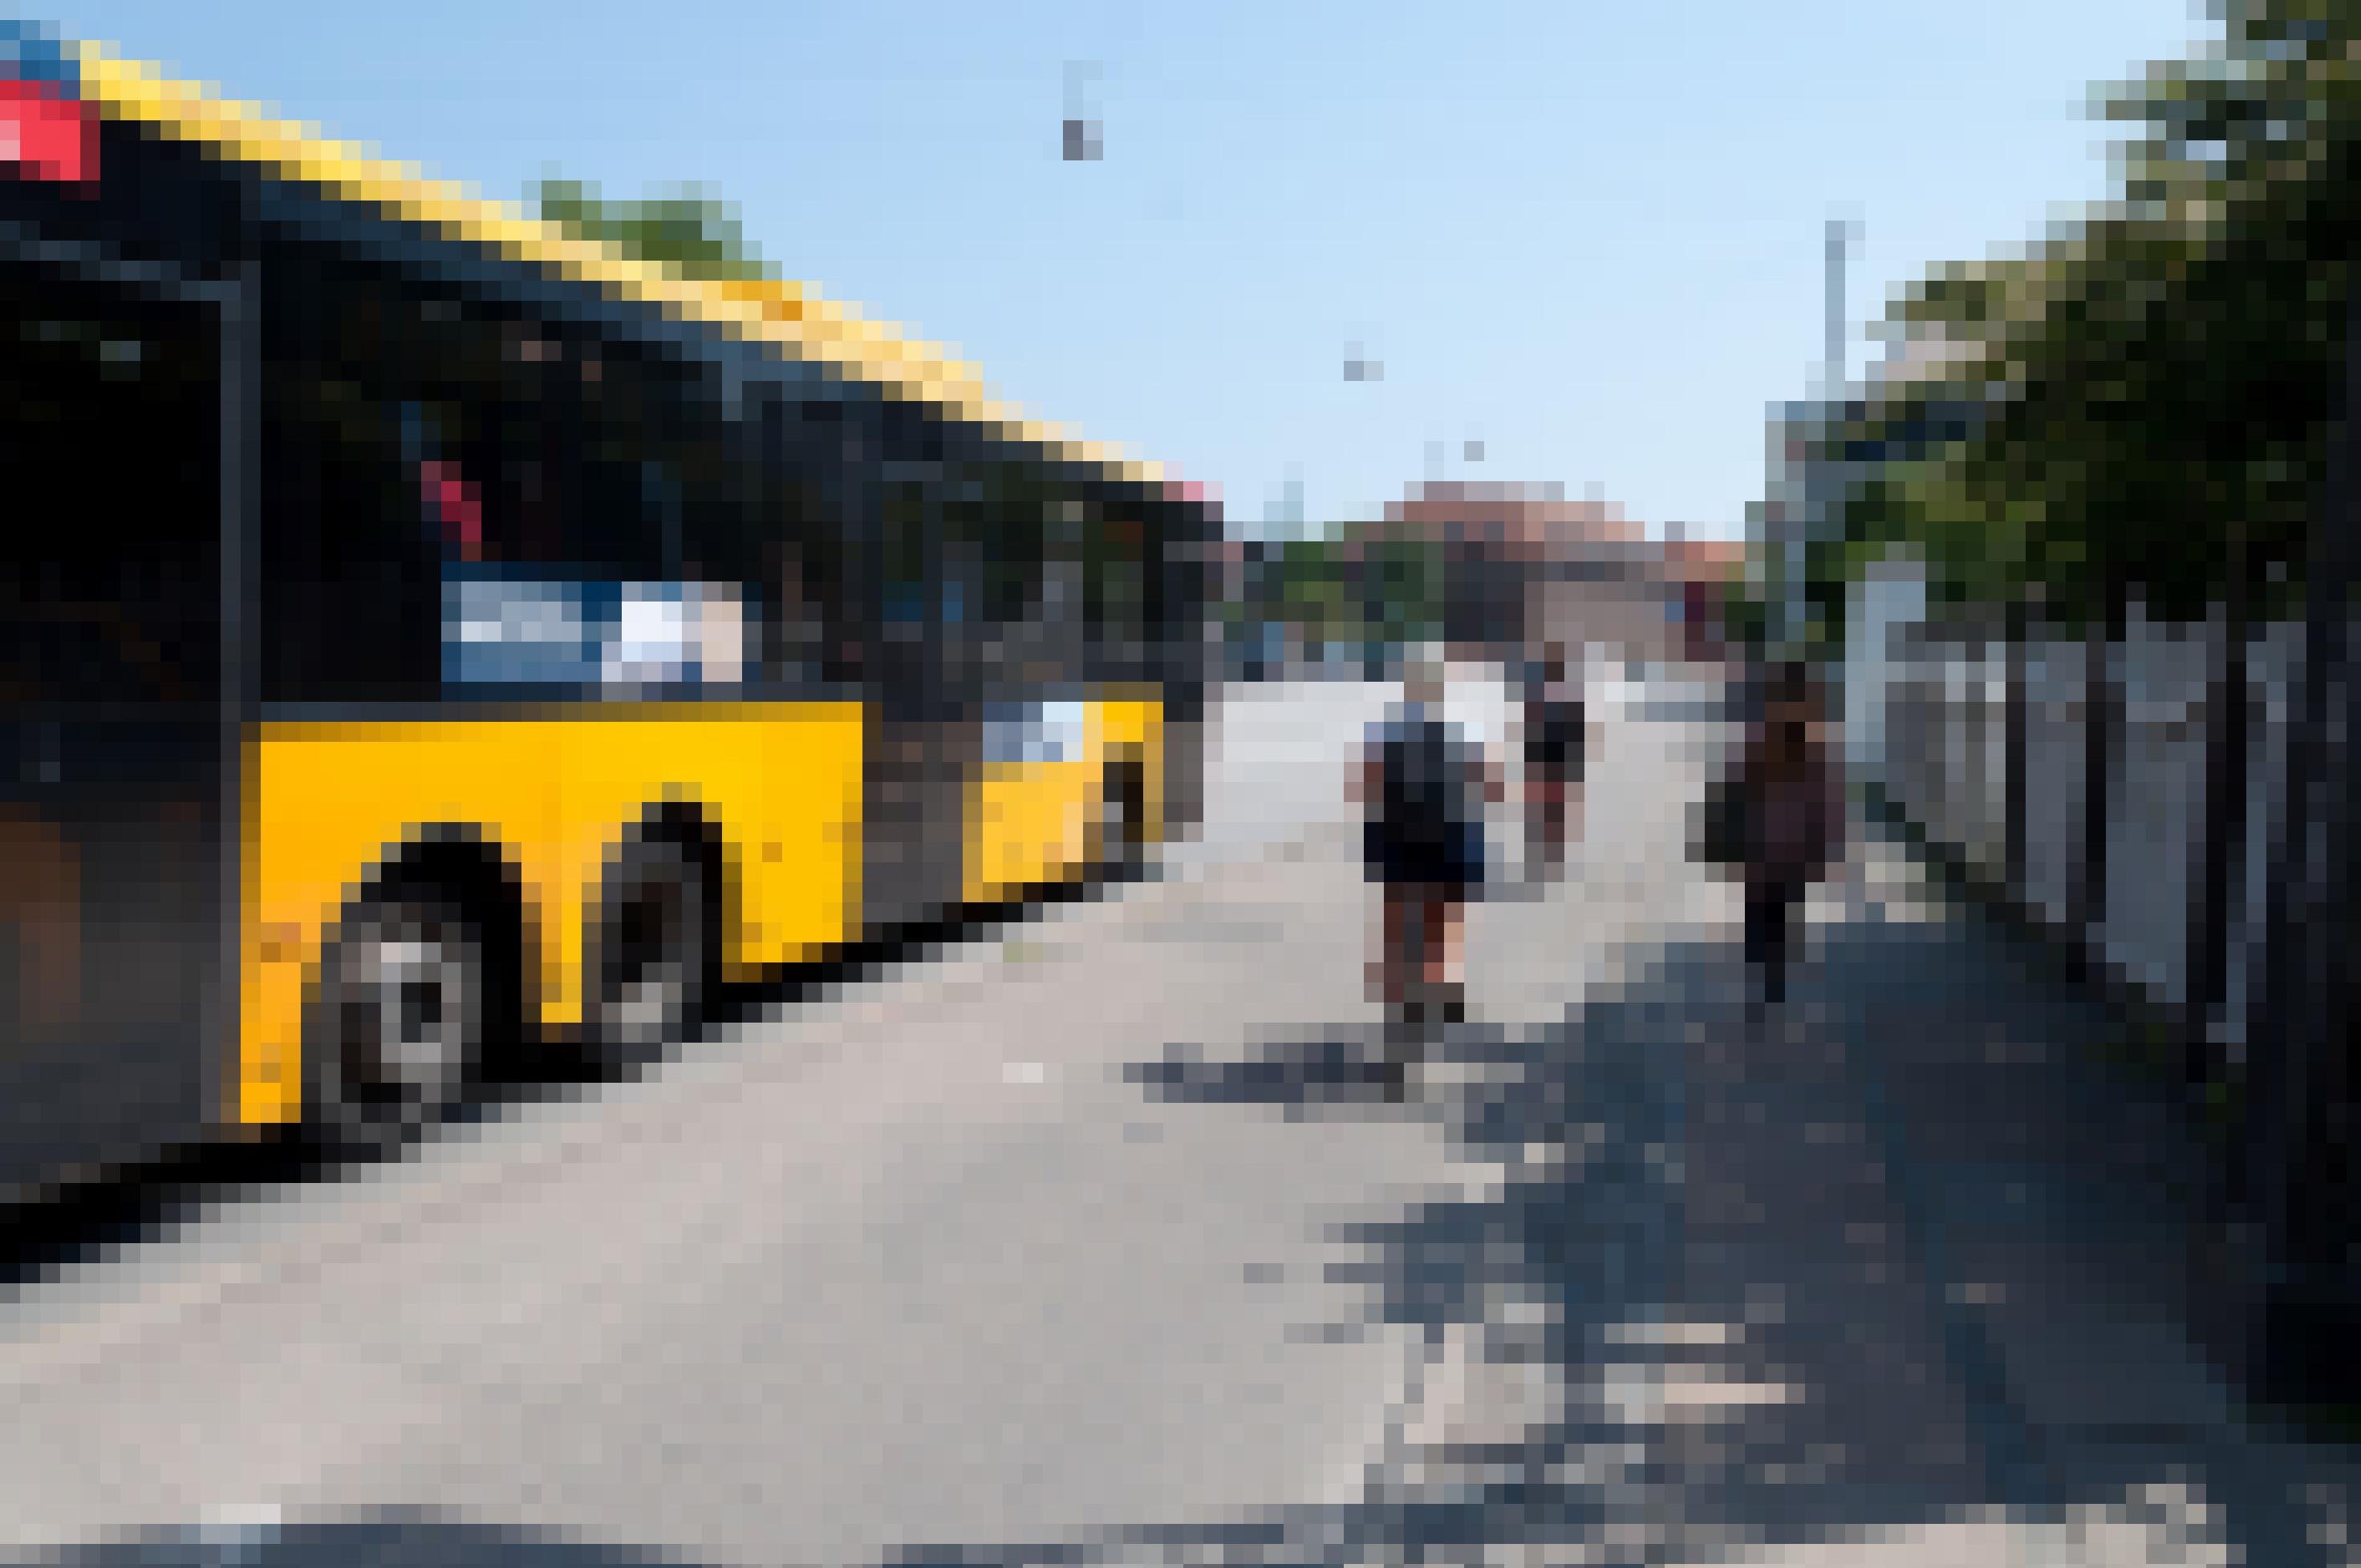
[444,569,753,693]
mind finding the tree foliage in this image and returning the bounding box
[531,177,777,284]
[1227,529,1446,646]
[1844,0,2357,626]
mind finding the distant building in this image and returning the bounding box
[1344,482,1721,667]
[1377,479,1642,557]
[1660,529,1748,663]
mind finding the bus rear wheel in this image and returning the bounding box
[584,835,717,1075]
[306,893,489,1157]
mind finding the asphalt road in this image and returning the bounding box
[0,676,1710,1566]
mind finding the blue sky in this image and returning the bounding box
[44,1,2209,538]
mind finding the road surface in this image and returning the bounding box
[0,675,2352,1567]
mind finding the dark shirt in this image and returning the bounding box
[1743,746,1843,882]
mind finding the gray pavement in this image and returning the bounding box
[0,674,2355,1567]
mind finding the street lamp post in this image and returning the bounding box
[1773,218,1857,663]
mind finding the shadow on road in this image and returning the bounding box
[911,918,2339,1565]
[1126,1030,1412,1112]
[24,1509,702,1568]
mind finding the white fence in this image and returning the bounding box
[1847,562,2307,1049]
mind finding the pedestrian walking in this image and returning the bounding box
[1517,641,1588,881]
[1349,654,1503,1090]
[1702,660,1844,1024]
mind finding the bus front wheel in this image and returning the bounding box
[583,834,717,1075]
[306,893,490,1157]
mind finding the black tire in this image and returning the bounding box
[582,834,717,1074]
[305,893,489,1157]
[1097,756,1146,873]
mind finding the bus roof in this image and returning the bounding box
[38,30,1183,495]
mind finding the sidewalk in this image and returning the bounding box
[1798,816,2360,1563]
[1125,675,2361,1565]
[1349,741,2361,1566]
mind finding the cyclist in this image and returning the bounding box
[1518,641,1587,880]
[1349,654,1504,1088]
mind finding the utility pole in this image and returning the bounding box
[1825,217,1850,400]
[1781,217,1855,658]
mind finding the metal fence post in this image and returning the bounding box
[2243,279,2361,1404]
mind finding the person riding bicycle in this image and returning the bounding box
[1349,654,1503,1088]
[1518,641,1587,879]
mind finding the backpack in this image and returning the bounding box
[1379,715,1475,853]
[1695,772,1750,870]
[1696,743,1840,879]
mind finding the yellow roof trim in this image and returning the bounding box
[65,37,1168,488]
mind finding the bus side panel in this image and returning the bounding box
[754,704,866,965]
[549,704,863,987]
[240,721,565,1125]
[966,760,1097,904]
[962,697,1164,905]
[237,703,862,1127]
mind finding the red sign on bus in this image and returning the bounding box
[0,77,95,185]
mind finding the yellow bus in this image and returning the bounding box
[0,30,1214,1185]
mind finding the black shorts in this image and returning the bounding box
[1524,732,1584,784]
[1365,820,1486,893]
[1523,708,1585,777]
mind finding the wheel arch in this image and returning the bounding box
[1097,742,1150,869]
[595,795,732,970]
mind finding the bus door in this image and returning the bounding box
[862,471,975,931]
[0,256,225,1194]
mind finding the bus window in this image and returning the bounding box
[258,375,443,705]
[262,265,781,704]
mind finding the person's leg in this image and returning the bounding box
[1379,886,1434,1100]
[1378,885,1412,1012]
[1753,877,1797,1008]
[1541,774,1568,865]
[1435,897,1467,1023]
[1523,752,1553,874]
[1774,876,1804,1007]
[1742,876,1781,1011]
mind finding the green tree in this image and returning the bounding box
[1843,0,2358,628]
[1823,1,2361,1108]
[532,177,777,283]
